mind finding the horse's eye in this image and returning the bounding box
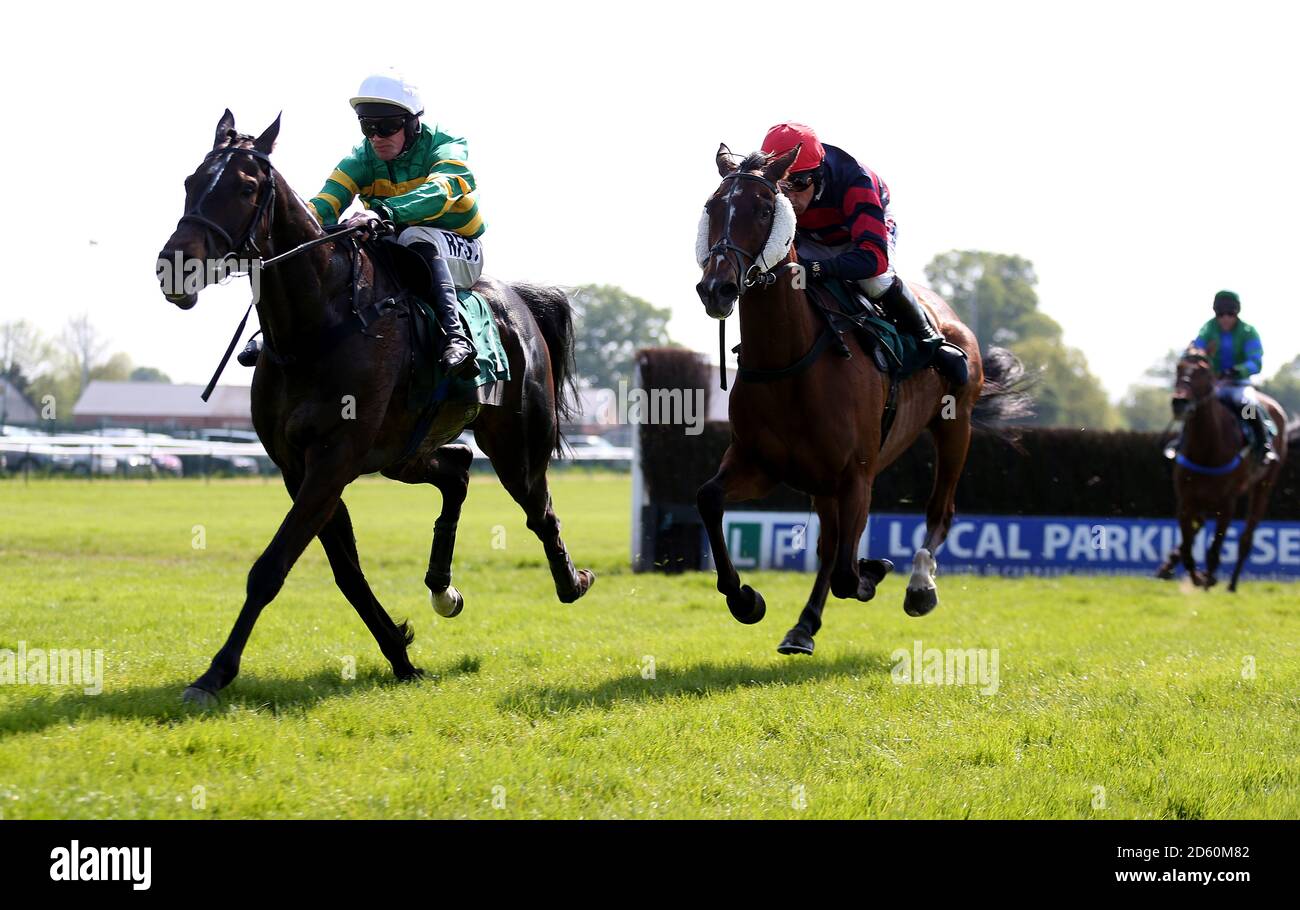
[760,206,773,220]
[240,183,257,198]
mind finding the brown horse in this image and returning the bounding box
[1155,349,1289,590]
[694,145,1029,655]
[157,111,594,704]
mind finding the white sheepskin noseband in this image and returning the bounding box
[696,187,796,275]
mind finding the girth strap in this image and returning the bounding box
[735,326,838,384]
[261,294,406,367]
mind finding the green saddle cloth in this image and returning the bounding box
[817,281,935,382]
[414,289,510,394]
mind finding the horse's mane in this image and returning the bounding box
[1183,345,1210,365]
[216,129,257,150]
[737,150,770,172]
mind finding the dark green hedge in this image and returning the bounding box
[638,422,1300,520]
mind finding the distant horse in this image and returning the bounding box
[694,144,1030,655]
[157,111,593,704]
[1156,349,1289,590]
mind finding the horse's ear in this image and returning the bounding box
[213,109,236,149]
[763,144,801,183]
[254,113,281,156]
[716,143,739,177]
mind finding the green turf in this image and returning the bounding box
[0,472,1296,819]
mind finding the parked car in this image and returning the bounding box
[150,452,184,477]
[172,428,271,476]
[51,450,119,476]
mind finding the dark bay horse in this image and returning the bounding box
[157,112,593,704]
[694,145,1029,655]
[1155,349,1289,590]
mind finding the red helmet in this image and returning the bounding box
[761,122,826,174]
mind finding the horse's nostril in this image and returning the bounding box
[719,282,738,300]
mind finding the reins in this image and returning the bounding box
[184,144,401,401]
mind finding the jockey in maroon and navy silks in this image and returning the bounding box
[795,144,892,283]
[760,121,968,386]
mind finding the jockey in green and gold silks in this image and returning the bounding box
[308,123,484,239]
[239,70,484,380]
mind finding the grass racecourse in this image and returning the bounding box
[0,471,1297,819]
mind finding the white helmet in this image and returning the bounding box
[349,70,424,116]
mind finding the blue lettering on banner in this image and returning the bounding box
[710,513,1300,578]
[772,522,809,570]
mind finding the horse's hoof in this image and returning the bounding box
[182,686,219,708]
[558,569,596,604]
[727,585,766,624]
[397,666,425,682]
[1204,574,1218,588]
[904,586,938,617]
[1155,566,1174,580]
[857,557,894,601]
[776,629,814,655]
[1227,582,1238,594]
[431,585,464,618]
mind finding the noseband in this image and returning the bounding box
[699,171,794,291]
[178,144,277,259]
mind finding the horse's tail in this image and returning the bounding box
[973,345,1036,441]
[513,282,579,456]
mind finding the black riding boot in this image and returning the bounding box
[1250,411,1279,465]
[878,276,968,386]
[237,336,261,367]
[412,242,478,381]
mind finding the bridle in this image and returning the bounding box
[177,143,277,259]
[702,171,793,291]
[1173,356,1213,417]
[699,168,812,390]
[174,140,390,402]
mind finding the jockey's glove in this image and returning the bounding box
[801,259,827,281]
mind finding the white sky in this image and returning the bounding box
[1,0,1296,398]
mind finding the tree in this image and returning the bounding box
[923,251,1054,348]
[1260,354,1300,418]
[23,314,120,425]
[130,366,172,383]
[922,250,1115,428]
[568,284,673,390]
[60,312,111,390]
[0,319,52,394]
[1118,348,1181,431]
[1014,336,1119,429]
[91,353,134,383]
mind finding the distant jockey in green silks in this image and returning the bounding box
[1186,290,1277,465]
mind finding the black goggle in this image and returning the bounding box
[359,116,408,139]
[782,171,816,192]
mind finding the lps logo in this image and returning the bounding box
[725,522,762,569]
[49,841,151,890]
[772,522,808,569]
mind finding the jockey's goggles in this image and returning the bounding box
[360,116,408,139]
[782,170,816,192]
